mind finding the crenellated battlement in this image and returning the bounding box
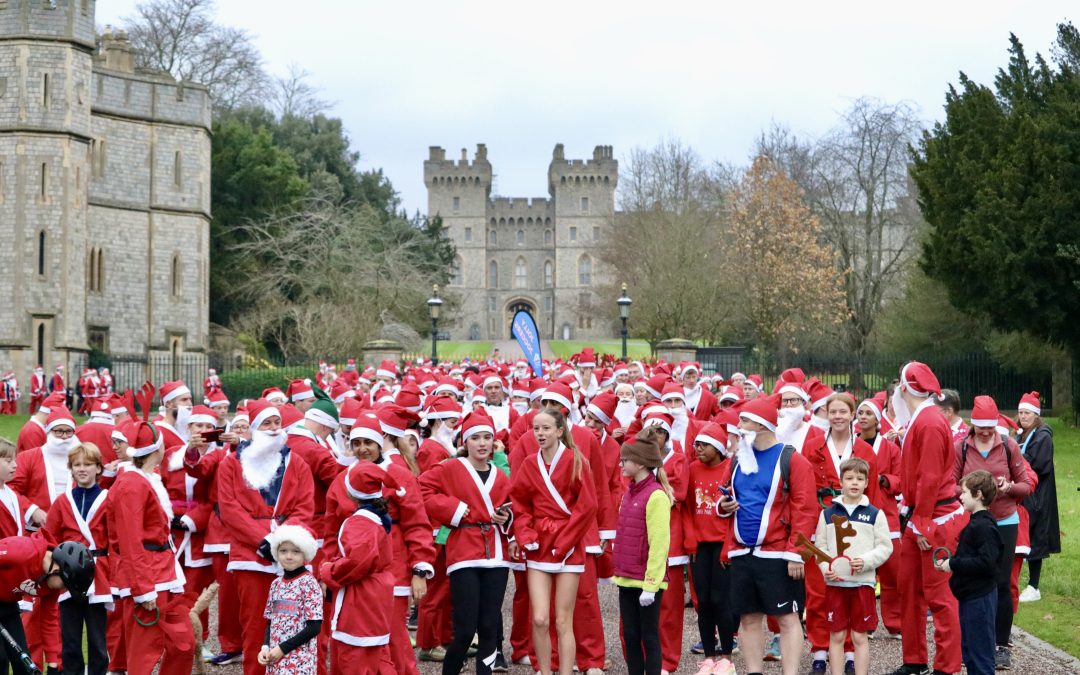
[424,144,493,190]
[548,144,618,193]
[488,196,553,218]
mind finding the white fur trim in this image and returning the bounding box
[270,524,318,563]
[970,417,999,428]
[161,385,191,404]
[461,424,494,441]
[739,412,776,432]
[1018,402,1040,415]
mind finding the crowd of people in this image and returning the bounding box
[0,350,1062,675]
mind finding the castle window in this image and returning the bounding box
[581,197,589,212]
[593,226,600,241]
[490,218,497,227]
[39,163,48,202]
[544,260,553,288]
[464,227,472,242]
[174,151,182,189]
[452,196,460,211]
[545,296,553,311]
[87,327,109,353]
[514,258,527,289]
[88,247,105,292]
[489,297,497,312]
[489,230,497,246]
[516,229,524,245]
[449,256,462,286]
[37,231,46,276]
[578,255,592,286]
[488,260,498,288]
[569,226,577,242]
[544,229,552,245]
[42,73,50,109]
[171,253,181,297]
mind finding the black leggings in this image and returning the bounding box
[60,599,108,675]
[995,524,1018,647]
[0,602,34,675]
[690,541,736,656]
[619,586,663,675]
[444,566,508,675]
[1028,558,1043,589]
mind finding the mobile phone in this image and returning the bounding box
[200,429,223,444]
[718,484,732,498]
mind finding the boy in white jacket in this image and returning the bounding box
[814,457,893,675]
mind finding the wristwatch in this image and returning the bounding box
[412,567,427,578]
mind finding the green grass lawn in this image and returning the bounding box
[1013,417,1080,657]
[405,341,493,362]
[0,415,22,444]
[548,339,652,360]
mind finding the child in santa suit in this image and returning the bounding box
[320,462,398,675]
[217,400,315,675]
[42,442,111,675]
[258,526,323,674]
[108,421,194,675]
[419,411,515,675]
[510,407,598,675]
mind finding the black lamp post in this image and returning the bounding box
[617,283,632,360]
[427,284,443,363]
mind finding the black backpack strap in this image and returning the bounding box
[780,444,796,494]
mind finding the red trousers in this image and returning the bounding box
[181,564,215,641]
[527,556,607,671]
[0,401,15,415]
[330,640,395,675]
[877,541,902,633]
[107,597,128,671]
[234,570,274,675]
[900,528,961,673]
[389,595,418,675]
[659,564,685,672]
[1010,555,1023,613]
[416,548,452,649]
[212,554,243,653]
[509,568,531,662]
[23,589,60,668]
[123,593,195,675]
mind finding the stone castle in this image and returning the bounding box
[0,0,211,379]
[426,143,617,341]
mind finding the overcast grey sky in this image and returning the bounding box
[98,1,1075,215]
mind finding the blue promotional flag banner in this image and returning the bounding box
[511,310,544,378]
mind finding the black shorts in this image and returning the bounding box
[729,554,805,616]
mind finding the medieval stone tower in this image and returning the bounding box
[425,143,618,340]
[0,0,211,381]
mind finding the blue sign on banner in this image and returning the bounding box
[511,310,545,378]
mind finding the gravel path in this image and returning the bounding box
[202,577,1078,674]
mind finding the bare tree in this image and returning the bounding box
[271,64,333,119]
[123,0,269,110]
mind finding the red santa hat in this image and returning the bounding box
[330,381,356,404]
[745,374,764,392]
[586,391,619,426]
[89,399,113,421]
[679,361,701,376]
[528,378,547,401]
[261,387,287,404]
[804,378,835,412]
[414,371,437,391]
[777,380,810,403]
[539,382,574,412]
[480,369,505,391]
[576,348,597,368]
[660,381,685,403]
[247,399,282,430]
[159,380,191,404]
[204,389,230,409]
[109,394,131,416]
[717,385,743,405]
[126,421,162,458]
[858,392,886,421]
[641,408,673,434]
[715,408,741,436]
[970,395,1000,428]
[899,361,942,398]
[997,414,1019,432]
[613,361,629,378]
[348,413,384,446]
[187,405,218,427]
[346,460,401,501]
[376,405,415,438]
[395,383,424,413]
[1017,391,1041,416]
[338,397,366,426]
[359,367,375,385]
[278,403,304,428]
[739,395,779,432]
[694,422,729,452]
[45,406,76,432]
[422,395,461,423]
[597,367,615,389]
[510,379,532,399]
[286,378,315,403]
[231,407,250,426]
[269,524,318,564]
[642,374,669,400]
[38,391,66,415]
[376,359,398,381]
[460,411,495,441]
[345,358,358,369]
[433,376,463,397]
[776,368,806,386]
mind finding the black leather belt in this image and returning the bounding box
[91,549,107,557]
[142,542,169,552]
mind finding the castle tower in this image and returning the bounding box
[0,0,97,373]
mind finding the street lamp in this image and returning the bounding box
[616,283,632,360]
[427,284,443,363]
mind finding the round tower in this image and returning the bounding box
[0,0,96,376]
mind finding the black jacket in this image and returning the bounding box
[1020,426,1061,559]
[948,510,1003,601]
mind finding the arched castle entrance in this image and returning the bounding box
[505,298,538,340]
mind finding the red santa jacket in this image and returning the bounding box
[108,468,185,602]
[217,449,314,574]
[373,456,435,595]
[153,421,185,453]
[10,446,70,511]
[0,485,40,538]
[662,444,690,565]
[718,444,818,563]
[802,433,881,509]
[867,434,903,538]
[161,445,214,568]
[510,444,598,572]
[900,400,961,541]
[322,509,394,648]
[30,373,46,399]
[419,457,514,574]
[0,534,50,603]
[287,426,346,523]
[686,386,720,421]
[43,488,111,604]
[184,449,230,554]
[597,430,625,528]
[15,419,46,455]
[416,437,455,474]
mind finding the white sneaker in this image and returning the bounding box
[1019,585,1042,602]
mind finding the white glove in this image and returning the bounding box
[639,591,655,607]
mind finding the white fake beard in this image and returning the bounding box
[810,415,831,432]
[890,387,913,429]
[241,429,286,490]
[614,400,638,427]
[512,401,528,415]
[174,406,193,442]
[43,435,78,457]
[736,430,759,475]
[669,407,689,443]
[433,423,458,452]
[331,430,355,466]
[776,407,805,443]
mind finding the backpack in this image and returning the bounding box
[730,444,796,495]
[958,432,1013,476]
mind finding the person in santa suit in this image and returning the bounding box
[741,374,764,401]
[75,400,118,468]
[206,389,231,430]
[888,361,964,675]
[42,442,112,675]
[375,404,422,475]
[320,460,397,674]
[774,380,826,455]
[800,392,881,673]
[582,392,626,545]
[612,383,638,439]
[160,405,220,658]
[286,378,317,413]
[1,372,19,415]
[637,410,691,675]
[715,395,817,675]
[203,368,222,401]
[575,348,600,402]
[480,371,519,448]
[419,411,515,675]
[216,399,315,675]
[679,362,719,421]
[510,407,598,675]
[416,396,462,473]
[854,392,904,638]
[108,420,194,675]
[15,391,64,454]
[29,366,47,416]
[154,380,194,449]
[0,439,43,540]
[48,364,65,399]
[936,389,968,445]
[660,382,699,453]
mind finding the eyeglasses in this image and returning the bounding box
[50,429,75,439]
[780,398,805,408]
